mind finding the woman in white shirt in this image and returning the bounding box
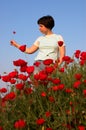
[10,15,66,73]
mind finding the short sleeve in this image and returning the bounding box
[57,35,65,46]
[34,41,40,47]
[33,36,43,47]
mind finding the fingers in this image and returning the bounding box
[10,40,16,46]
[10,40,19,48]
[10,40,13,45]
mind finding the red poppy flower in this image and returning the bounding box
[48,96,55,102]
[0,126,3,130]
[62,56,71,61]
[20,65,27,72]
[4,92,16,101]
[46,128,53,130]
[14,119,26,128]
[69,101,73,106]
[80,51,86,61]
[18,74,28,81]
[62,56,72,64]
[13,59,27,67]
[45,111,51,117]
[16,83,25,90]
[58,84,65,90]
[73,80,81,89]
[43,59,53,65]
[8,92,16,100]
[19,45,26,52]
[65,88,73,93]
[66,109,71,115]
[34,61,41,67]
[83,79,86,84]
[45,66,54,73]
[74,50,81,59]
[0,88,7,93]
[34,73,40,80]
[41,92,47,97]
[83,89,86,97]
[26,66,34,74]
[1,75,11,82]
[79,60,85,66]
[74,73,82,80]
[9,79,16,84]
[52,86,59,91]
[59,67,65,72]
[8,71,18,78]
[36,118,45,125]
[52,78,61,84]
[39,72,47,80]
[66,124,72,129]
[24,88,33,95]
[78,125,85,130]
[58,41,63,46]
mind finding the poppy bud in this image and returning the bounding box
[13,31,16,34]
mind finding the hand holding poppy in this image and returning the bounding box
[58,41,63,46]
[19,45,26,52]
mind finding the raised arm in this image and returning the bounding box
[10,40,38,54]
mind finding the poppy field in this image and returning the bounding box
[0,50,86,130]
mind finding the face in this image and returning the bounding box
[38,24,49,34]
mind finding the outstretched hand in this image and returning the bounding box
[10,40,19,48]
[10,40,15,46]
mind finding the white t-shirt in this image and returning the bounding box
[34,34,65,61]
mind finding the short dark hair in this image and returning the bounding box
[37,15,55,30]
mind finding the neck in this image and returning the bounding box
[45,29,53,35]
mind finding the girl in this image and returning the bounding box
[10,15,66,74]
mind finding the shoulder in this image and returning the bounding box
[33,36,44,47]
[36,36,44,41]
[54,34,65,46]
